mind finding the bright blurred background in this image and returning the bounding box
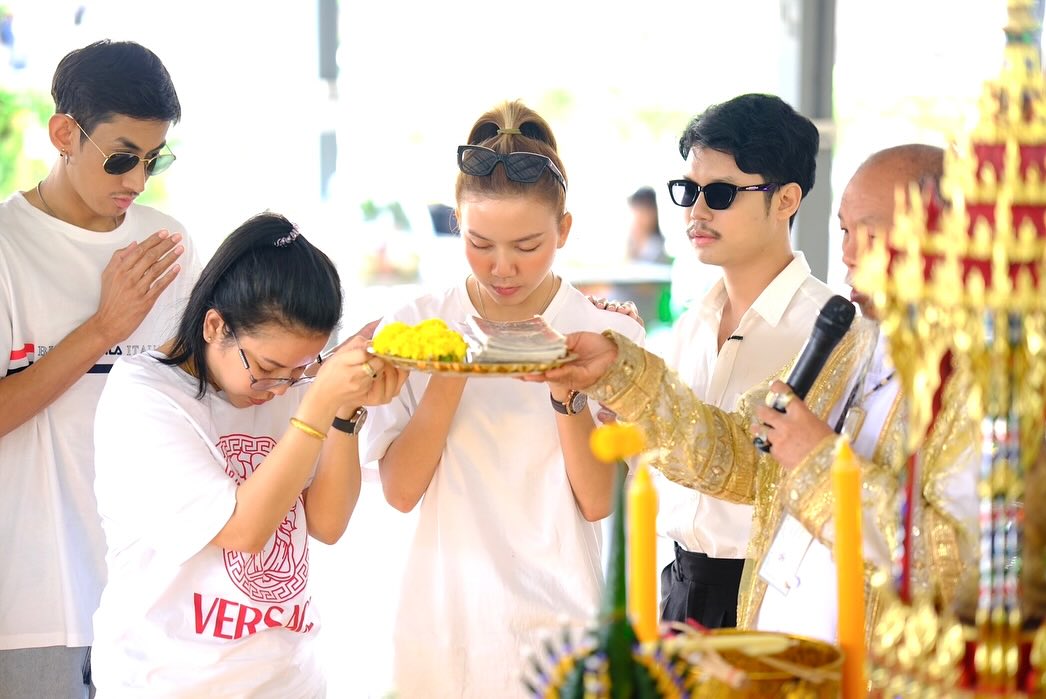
[0,0,1021,695]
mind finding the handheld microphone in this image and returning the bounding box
[754,295,856,453]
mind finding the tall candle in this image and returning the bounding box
[832,437,867,698]
[628,462,658,644]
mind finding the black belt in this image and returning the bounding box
[672,542,745,584]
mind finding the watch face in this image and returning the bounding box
[569,391,588,414]
[351,407,369,432]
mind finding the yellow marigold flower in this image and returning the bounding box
[372,322,410,354]
[372,319,467,362]
[416,318,450,332]
[589,422,646,463]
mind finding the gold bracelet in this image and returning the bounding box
[289,417,326,441]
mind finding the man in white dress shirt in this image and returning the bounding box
[656,93,833,628]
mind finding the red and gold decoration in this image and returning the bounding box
[855,0,1046,694]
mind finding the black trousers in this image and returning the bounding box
[660,542,745,629]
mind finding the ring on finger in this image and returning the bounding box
[360,362,378,379]
[772,391,795,412]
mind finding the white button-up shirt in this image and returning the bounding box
[656,253,837,559]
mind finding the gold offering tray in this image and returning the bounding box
[684,629,842,698]
[369,351,577,377]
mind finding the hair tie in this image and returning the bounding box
[273,230,300,248]
[497,127,522,136]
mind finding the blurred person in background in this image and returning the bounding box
[626,185,671,264]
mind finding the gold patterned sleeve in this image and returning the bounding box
[588,330,770,505]
[781,434,903,553]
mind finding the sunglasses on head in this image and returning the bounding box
[666,179,780,210]
[66,114,177,176]
[457,145,567,191]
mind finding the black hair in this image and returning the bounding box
[51,40,181,137]
[160,213,343,398]
[628,186,661,237]
[678,94,819,224]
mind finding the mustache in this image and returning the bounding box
[686,221,720,239]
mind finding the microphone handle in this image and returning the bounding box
[753,333,839,453]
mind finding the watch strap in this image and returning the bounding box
[331,406,368,435]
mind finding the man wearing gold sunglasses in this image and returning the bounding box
[0,40,199,698]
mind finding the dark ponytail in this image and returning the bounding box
[160,212,343,397]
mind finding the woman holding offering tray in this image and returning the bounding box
[361,100,645,698]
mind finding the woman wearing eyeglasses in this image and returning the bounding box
[89,212,407,697]
[360,100,645,698]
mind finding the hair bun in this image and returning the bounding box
[471,122,500,144]
[519,121,548,144]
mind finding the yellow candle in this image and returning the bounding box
[832,437,867,698]
[628,462,658,644]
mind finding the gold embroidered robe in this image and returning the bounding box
[589,325,978,631]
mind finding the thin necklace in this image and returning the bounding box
[472,274,558,319]
[35,182,57,218]
[36,180,120,230]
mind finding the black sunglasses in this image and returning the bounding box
[666,179,780,210]
[66,114,177,176]
[457,145,567,191]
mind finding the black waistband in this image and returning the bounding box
[672,542,745,584]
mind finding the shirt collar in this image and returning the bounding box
[747,252,812,328]
[694,252,813,328]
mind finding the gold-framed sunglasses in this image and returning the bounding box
[65,114,177,176]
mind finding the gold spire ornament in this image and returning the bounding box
[856,0,1046,694]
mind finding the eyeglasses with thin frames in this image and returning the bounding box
[666,179,780,210]
[65,114,177,176]
[230,330,328,392]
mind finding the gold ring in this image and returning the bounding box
[361,362,378,379]
[772,391,795,412]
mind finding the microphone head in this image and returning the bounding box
[814,295,856,340]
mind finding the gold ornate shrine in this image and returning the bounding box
[855,0,1046,694]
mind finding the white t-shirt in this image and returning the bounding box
[91,351,323,699]
[0,193,199,650]
[656,253,837,559]
[361,278,645,699]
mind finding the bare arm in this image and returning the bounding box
[378,376,466,513]
[304,359,407,543]
[0,231,184,437]
[549,386,615,521]
[211,341,406,553]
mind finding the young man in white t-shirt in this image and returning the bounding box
[0,40,199,698]
[654,93,833,629]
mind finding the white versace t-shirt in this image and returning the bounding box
[91,351,322,698]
